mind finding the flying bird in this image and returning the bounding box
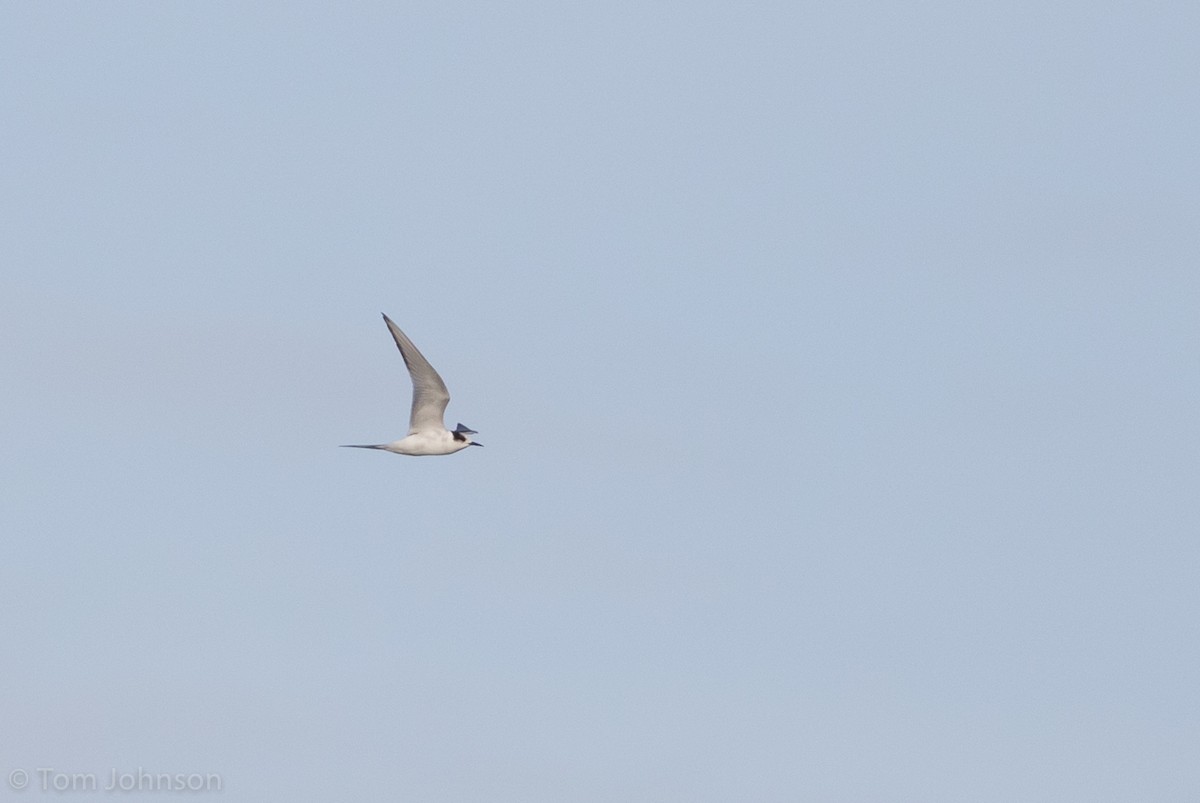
[342,313,482,456]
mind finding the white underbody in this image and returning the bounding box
[381,430,474,456]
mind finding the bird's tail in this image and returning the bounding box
[340,444,386,449]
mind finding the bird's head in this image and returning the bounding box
[453,423,483,448]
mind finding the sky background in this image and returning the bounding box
[2,2,1198,801]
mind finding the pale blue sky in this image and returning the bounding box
[2,2,1198,801]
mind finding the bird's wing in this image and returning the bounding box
[382,313,450,434]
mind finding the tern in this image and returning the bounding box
[341,313,482,456]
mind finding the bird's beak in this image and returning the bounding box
[469,442,484,447]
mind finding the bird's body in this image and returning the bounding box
[342,313,482,456]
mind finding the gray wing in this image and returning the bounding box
[382,313,450,434]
